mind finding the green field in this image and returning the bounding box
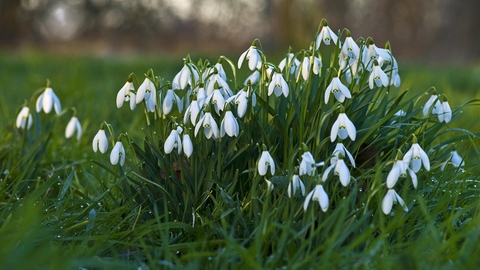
[0,49,479,269]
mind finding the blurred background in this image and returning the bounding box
[1,0,480,64]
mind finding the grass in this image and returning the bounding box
[0,46,479,269]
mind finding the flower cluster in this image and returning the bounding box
[94,18,464,218]
[15,80,82,140]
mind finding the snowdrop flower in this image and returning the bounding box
[172,58,199,90]
[183,96,201,125]
[331,142,356,168]
[195,84,208,108]
[288,174,305,198]
[163,88,182,115]
[206,86,226,115]
[301,54,322,81]
[92,126,108,154]
[340,30,360,64]
[116,75,136,110]
[226,84,256,118]
[206,70,232,97]
[382,189,408,215]
[258,148,275,176]
[194,110,219,139]
[36,87,61,115]
[369,61,389,89]
[238,42,262,71]
[110,141,125,166]
[228,90,248,118]
[244,71,261,86]
[386,156,417,189]
[135,72,156,104]
[213,59,227,81]
[279,48,301,75]
[65,116,82,140]
[304,184,329,212]
[325,76,351,104]
[165,126,183,155]
[377,46,401,87]
[440,150,464,171]
[299,151,316,176]
[268,71,289,97]
[330,109,356,142]
[403,135,430,173]
[16,106,33,130]
[362,38,390,71]
[422,92,440,116]
[437,96,452,123]
[220,110,239,137]
[315,19,338,48]
[322,156,350,187]
[183,134,193,158]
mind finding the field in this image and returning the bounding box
[0,49,479,269]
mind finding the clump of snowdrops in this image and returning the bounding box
[92,18,468,227]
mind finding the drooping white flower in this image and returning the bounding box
[438,97,452,123]
[279,49,301,75]
[440,150,465,171]
[382,189,408,215]
[288,174,305,198]
[213,60,228,82]
[229,90,249,118]
[322,156,350,187]
[206,71,232,97]
[299,151,316,176]
[268,71,289,97]
[330,110,356,142]
[110,141,126,166]
[196,85,208,108]
[331,143,356,168]
[164,126,183,155]
[220,110,239,137]
[135,76,156,104]
[334,158,351,186]
[206,88,226,115]
[194,111,219,139]
[258,150,275,176]
[183,98,201,125]
[377,47,401,87]
[16,106,33,130]
[368,61,389,89]
[386,159,417,189]
[244,71,261,86]
[92,127,108,154]
[301,54,322,81]
[116,79,136,110]
[238,44,262,71]
[315,19,338,48]
[172,61,199,90]
[340,30,360,64]
[423,92,440,116]
[403,137,430,173]
[163,89,182,115]
[304,184,329,212]
[36,87,62,115]
[362,38,391,71]
[65,116,82,140]
[183,134,193,158]
[325,77,352,104]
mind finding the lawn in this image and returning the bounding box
[0,41,479,269]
